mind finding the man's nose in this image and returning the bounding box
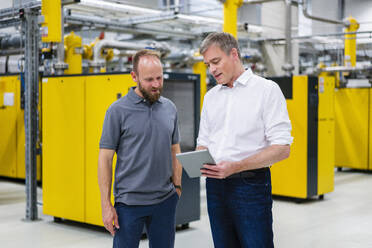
[209,64,216,74]
[152,80,161,88]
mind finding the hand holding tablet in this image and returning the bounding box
[176,149,216,178]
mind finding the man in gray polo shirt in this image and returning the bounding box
[98,49,182,248]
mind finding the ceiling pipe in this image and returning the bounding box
[243,0,281,3]
[301,0,348,27]
[91,40,170,73]
[318,65,372,72]
[65,14,198,39]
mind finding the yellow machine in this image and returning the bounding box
[42,73,135,224]
[192,61,207,111]
[334,88,372,170]
[42,72,202,226]
[0,74,41,180]
[270,75,335,199]
[331,16,372,171]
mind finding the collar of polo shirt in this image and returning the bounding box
[128,87,164,104]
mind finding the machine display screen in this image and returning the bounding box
[162,80,196,152]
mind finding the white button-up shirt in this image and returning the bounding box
[197,69,293,164]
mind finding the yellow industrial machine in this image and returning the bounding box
[334,88,372,170]
[42,72,201,227]
[331,16,372,171]
[192,61,207,111]
[270,75,335,199]
[41,0,62,43]
[0,74,41,180]
[42,73,134,224]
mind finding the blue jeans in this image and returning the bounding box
[113,192,179,248]
[206,169,274,248]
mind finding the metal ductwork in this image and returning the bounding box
[243,0,281,3]
[301,0,348,27]
[0,34,23,50]
[282,0,295,75]
[318,65,372,73]
[91,40,171,73]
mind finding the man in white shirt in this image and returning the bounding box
[197,32,293,248]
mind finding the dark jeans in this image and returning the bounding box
[206,169,274,248]
[113,192,179,248]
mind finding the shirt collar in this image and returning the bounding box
[127,87,163,104]
[235,68,253,86]
[218,68,253,90]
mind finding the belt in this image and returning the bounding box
[227,167,269,179]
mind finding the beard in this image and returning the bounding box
[138,82,162,104]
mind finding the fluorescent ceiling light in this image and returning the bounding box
[77,0,262,34]
[79,0,161,15]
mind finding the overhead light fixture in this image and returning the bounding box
[76,0,262,34]
[79,0,161,15]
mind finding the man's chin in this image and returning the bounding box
[147,93,160,103]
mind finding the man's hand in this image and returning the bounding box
[200,161,239,179]
[176,188,182,197]
[102,204,120,236]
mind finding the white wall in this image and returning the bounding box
[238,4,260,26]
[0,0,13,8]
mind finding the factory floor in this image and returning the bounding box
[1,169,372,248]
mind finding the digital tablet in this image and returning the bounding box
[176,149,216,178]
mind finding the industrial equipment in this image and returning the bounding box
[0,74,41,180]
[324,16,372,171]
[42,72,201,227]
[270,75,335,200]
[334,88,372,170]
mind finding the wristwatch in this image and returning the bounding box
[174,185,182,191]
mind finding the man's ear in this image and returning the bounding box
[230,48,239,60]
[130,71,138,83]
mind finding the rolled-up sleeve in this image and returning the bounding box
[263,82,293,146]
[196,102,210,147]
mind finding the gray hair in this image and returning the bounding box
[199,32,241,60]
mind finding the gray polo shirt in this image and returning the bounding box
[99,87,180,205]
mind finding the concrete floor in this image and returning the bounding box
[1,169,372,248]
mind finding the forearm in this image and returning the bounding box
[171,144,182,186]
[234,144,290,172]
[98,150,114,207]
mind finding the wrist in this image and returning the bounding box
[174,185,182,191]
[101,199,112,208]
[233,161,244,173]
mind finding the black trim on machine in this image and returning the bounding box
[268,76,293,99]
[307,76,318,198]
